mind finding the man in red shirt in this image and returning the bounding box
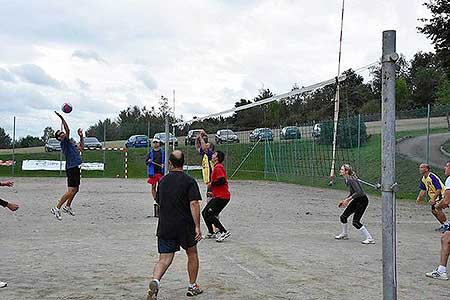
[202,151,231,242]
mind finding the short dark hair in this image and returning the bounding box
[216,151,225,163]
[170,150,185,168]
[55,130,63,141]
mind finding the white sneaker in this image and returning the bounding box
[62,206,75,216]
[362,238,375,244]
[426,269,449,280]
[147,279,160,300]
[335,233,349,240]
[0,281,7,288]
[51,207,62,221]
[216,231,231,242]
[203,232,217,239]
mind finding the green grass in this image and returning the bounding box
[1,127,448,200]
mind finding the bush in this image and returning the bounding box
[318,117,368,148]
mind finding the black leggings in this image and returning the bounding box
[202,198,230,234]
[340,196,369,229]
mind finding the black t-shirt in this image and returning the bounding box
[153,149,162,174]
[156,171,202,240]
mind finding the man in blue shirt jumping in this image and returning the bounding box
[51,111,84,221]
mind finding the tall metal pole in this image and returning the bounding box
[381,30,399,300]
[12,116,16,177]
[164,114,170,174]
[426,104,431,165]
[357,114,361,170]
[103,121,106,177]
[173,90,176,151]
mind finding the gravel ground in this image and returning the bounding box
[0,177,449,300]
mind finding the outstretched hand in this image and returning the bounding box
[1,181,14,187]
[338,199,349,208]
[54,111,62,118]
[7,202,19,212]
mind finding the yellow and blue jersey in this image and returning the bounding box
[419,172,445,200]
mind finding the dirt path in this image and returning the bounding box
[0,178,449,299]
[397,132,450,169]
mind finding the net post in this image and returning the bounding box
[124,148,128,179]
[381,29,398,300]
[12,116,16,177]
[164,114,169,174]
[103,121,106,177]
[426,104,430,164]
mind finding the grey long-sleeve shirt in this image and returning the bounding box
[346,177,366,200]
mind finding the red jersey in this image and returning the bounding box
[211,163,230,199]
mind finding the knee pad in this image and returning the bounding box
[340,215,348,224]
[352,220,363,229]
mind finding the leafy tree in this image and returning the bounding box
[418,0,450,77]
[0,127,11,149]
[18,135,44,148]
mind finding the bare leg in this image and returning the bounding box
[66,187,79,207]
[432,207,447,224]
[153,253,175,281]
[152,184,157,200]
[186,246,199,284]
[441,232,450,267]
[56,191,73,209]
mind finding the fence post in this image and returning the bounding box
[12,116,16,177]
[164,114,169,174]
[381,30,398,300]
[357,114,361,171]
[103,121,106,177]
[426,104,431,165]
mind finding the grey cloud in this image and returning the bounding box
[76,78,91,90]
[135,70,158,90]
[0,81,53,113]
[0,68,15,82]
[179,102,211,115]
[72,50,107,63]
[11,64,64,89]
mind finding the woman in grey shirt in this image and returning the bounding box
[335,164,375,244]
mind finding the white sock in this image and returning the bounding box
[341,223,348,235]
[153,278,160,287]
[438,265,447,274]
[444,221,450,226]
[358,225,373,240]
[189,283,196,288]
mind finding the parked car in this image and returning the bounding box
[281,126,301,140]
[249,128,274,142]
[45,138,61,152]
[215,129,239,144]
[84,137,102,149]
[154,132,178,147]
[125,135,149,148]
[312,123,321,140]
[185,129,208,145]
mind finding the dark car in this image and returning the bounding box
[154,132,179,147]
[185,129,208,145]
[45,138,61,152]
[249,128,274,142]
[84,137,102,149]
[125,135,149,148]
[215,129,239,144]
[281,126,301,140]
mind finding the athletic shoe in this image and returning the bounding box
[435,225,445,232]
[203,232,217,239]
[62,206,75,216]
[216,231,231,242]
[442,224,450,233]
[361,238,375,245]
[334,233,349,240]
[425,269,449,280]
[51,207,62,221]
[186,283,203,297]
[0,281,7,288]
[147,279,160,300]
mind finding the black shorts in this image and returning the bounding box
[66,167,81,188]
[158,237,197,254]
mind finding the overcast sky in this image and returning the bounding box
[0,0,433,138]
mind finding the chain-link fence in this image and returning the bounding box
[2,104,450,199]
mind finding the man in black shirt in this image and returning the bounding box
[147,150,203,300]
[0,180,19,288]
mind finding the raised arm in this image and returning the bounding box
[55,111,70,137]
[198,131,208,152]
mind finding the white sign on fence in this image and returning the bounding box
[22,160,104,171]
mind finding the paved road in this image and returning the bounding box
[397,132,450,168]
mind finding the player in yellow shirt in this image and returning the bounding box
[416,163,449,232]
